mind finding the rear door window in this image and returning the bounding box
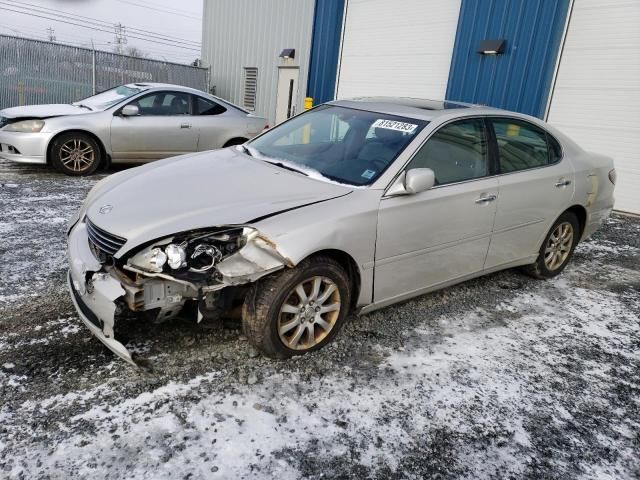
[491,118,553,173]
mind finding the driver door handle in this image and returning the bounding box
[180,123,192,129]
[475,193,497,204]
[555,178,571,188]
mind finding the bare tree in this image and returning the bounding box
[125,46,147,58]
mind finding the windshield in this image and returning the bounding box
[73,85,145,111]
[247,105,427,186]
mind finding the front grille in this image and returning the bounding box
[86,218,127,259]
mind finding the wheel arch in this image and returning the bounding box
[565,204,588,240]
[305,249,362,311]
[46,129,108,167]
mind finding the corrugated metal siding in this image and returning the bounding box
[307,0,345,105]
[446,0,570,118]
[547,0,640,213]
[201,0,315,124]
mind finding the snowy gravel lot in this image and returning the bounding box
[0,158,638,480]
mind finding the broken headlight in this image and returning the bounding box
[127,227,256,274]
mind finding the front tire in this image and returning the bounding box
[242,256,351,359]
[523,211,580,279]
[51,132,101,176]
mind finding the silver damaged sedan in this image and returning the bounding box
[0,83,267,176]
[66,98,615,365]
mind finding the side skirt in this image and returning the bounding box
[357,255,538,316]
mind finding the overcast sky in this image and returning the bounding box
[0,0,203,64]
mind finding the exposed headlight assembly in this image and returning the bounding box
[3,119,45,132]
[127,227,256,274]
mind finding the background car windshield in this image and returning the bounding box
[248,105,427,186]
[74,85,144,110]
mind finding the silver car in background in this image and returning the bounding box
[0,83,267,175]
[66,98,615,365]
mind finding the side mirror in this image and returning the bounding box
[121,104,139,117]
[405,168,435,194]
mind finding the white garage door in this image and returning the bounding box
[547,0,640,214]
[336,0,461,100]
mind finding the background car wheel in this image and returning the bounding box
[51,132,101,176]
[523,211,580,279]
[242,256,351,359]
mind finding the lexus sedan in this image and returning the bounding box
[0,83,267,176]
[66,98,615,365]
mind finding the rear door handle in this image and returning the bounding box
[475,193,497,204]
[555,178,571,188]
[180,123,192,129]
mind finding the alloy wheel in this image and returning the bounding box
[278,276,341,350]
[59,139,95,172]
[544,221,574,271]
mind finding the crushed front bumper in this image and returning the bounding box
[67,271,135,365]
[67,217,292,366]
[67,220,136,365]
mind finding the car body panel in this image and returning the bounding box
[375,177,499,303]
[0,83,267,166]
[64,97,615,365]
[1,103,87,119]
[84,148,353,255]
[485,160,576,269]
[110,114,199,160]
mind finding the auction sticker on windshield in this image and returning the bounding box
[372,119,418,133]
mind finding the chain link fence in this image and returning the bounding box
[0,35,208,109]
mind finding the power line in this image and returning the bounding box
[0,5,201,51]
[116,0,201,20]
[0,0,201,47]
[0,25,199,63]
[0,1,201,47]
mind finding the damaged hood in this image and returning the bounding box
[0,104,88,119]
[85,148,352,255]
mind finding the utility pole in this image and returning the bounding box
[113,23,127,55]
[46,27,56,42]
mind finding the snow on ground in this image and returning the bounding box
[0,159,638,479]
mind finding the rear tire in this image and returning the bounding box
[523,211,580,279]
[51,132,101,176]
[242,256,351,359]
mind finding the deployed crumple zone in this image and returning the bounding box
[215,232,294,285]
[69,222,294,366]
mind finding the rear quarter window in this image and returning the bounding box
[195,96,227,115]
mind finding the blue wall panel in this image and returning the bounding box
[307,0,345,105]
[446,0,570,118]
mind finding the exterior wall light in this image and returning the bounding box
[477,39,506,55]
[279,49,296,59]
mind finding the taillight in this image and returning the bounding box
[263,124,270,130]
[608,169,617,185]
